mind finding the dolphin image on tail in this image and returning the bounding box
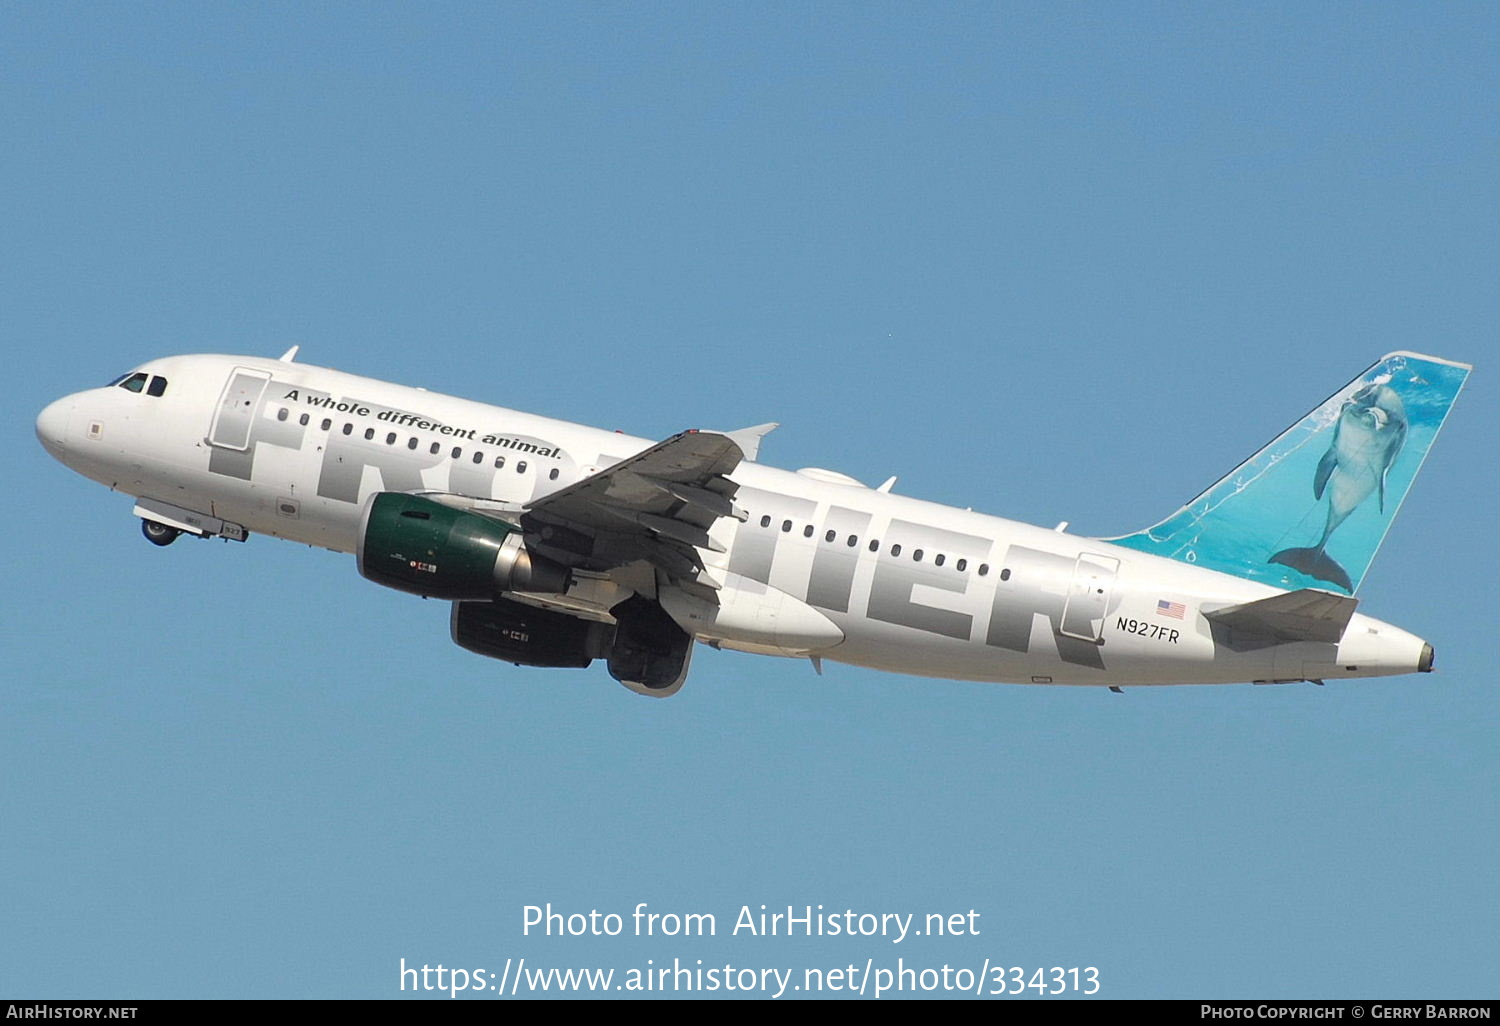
[1109,352,1468,594]
[1269,383,1408,592]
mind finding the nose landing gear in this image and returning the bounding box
[141,519,181,546]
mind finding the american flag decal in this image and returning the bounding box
[1156,599,1186,620]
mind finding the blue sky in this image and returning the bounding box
[4,2,1495,999]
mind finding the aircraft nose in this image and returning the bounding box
[35,397,73,458]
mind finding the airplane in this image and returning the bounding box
[35,349,1470,697]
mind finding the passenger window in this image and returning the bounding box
[782,520,792,533]
[430,442,441,455]
[979,564,990,576]
[276,408,289,422]
[803,525,814,538]
[517,461,527,474]
[934,554,945,567]
[299,413,309,426]
[825,529,836,542]
[891,544,902,557]
[147,376,168,397]
[999,568,1011,581]
[342,423,353,435]
[868,539,879,551]
[386,432,397,445]
[549,468,559,480]
[473,451,484,464]
[494,456,506,469]
[760,515,771,528]
[913,549,923,562]
[407,437,418,450]
[119,373,148,393]
[956,558,967,572]
[847,535,858,547]
[364,428,375,440]
[321,418,331,431]
[451,447,462,459]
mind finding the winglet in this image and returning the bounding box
[721,422,778,462]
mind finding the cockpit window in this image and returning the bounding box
[118,372,149,393]
[147,376,168,397]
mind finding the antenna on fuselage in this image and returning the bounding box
[278,345,300,362]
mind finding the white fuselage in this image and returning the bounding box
[36,354,1431,687]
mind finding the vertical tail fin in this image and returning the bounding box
[1108,352,1470,594]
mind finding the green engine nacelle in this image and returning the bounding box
[357,492,568,599]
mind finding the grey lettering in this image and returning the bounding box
[728,487,814,585]
[806,506,873,612]
[986,544,1107,670]
[207,376,306,479]
[866,520,986,640]
[317,427,445,502]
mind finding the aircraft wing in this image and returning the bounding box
[520,429,752,593]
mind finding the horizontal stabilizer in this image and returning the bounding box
[1202,589,1358,644]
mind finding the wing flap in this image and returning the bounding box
[642,477,749,522]
[595,505,728,553]
[522,429,751,589]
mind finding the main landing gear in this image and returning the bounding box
[140,519,181,546]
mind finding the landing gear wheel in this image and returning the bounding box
[141,519,181,546]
